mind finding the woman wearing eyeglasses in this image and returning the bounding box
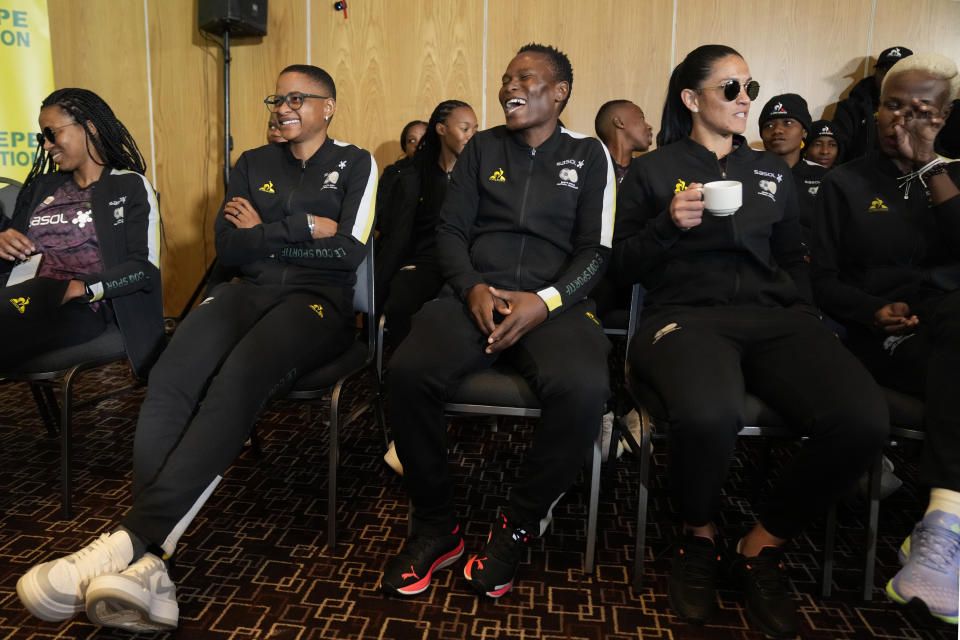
[16,64,376,632]
[0,88,162,377]
[612,45,887,638]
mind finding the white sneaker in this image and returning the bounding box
[384,440,404,476]
[85,553,178,631]
[17,530,134,621]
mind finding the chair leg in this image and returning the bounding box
[862,451,882,601]
[30,383,59,437]
[60,368,81,520]
[633,406,654,589]
[326,382,342,550]
[822,503,836,597]
[584,426,602,574]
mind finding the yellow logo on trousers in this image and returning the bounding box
[9,297,30,314]
[309,304,324,318]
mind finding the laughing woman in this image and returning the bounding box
[612,44,888,638]
[0,88,162,377]
[16,65,376,632]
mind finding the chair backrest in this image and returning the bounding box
[353,237,376,347]
[0,176,23,220]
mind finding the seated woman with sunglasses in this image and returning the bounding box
[813,52,960,625]
[16,64,376,632]
[0,88,162,377]
[611,44,888,638]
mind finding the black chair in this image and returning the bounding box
[442,359,604,575]
[0,175,22,219]
[284,239,384,549]
[2,175,144,518]
[619,284,879,598]
[1,325,139,519]
[376,307,604,573]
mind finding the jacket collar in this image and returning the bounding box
[506,123,563,152]
[281,136,334,166]
[677,133,750,162]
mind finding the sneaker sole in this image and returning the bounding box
[16,566,83,622]
[885,579,959,625]
[382,541,464,597]
[463,558,513,598]
[85,578,178,630]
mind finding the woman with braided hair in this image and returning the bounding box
[376,99,478,346]
[0,88,163,377]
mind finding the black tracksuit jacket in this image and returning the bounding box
[812,153,960,326]
[213,139,377,288]
[612,135,810,311]
[436,125,616,318]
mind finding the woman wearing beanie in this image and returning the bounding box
[805,120,841,169]
[759,93,827,245]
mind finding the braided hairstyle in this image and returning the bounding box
[17,88,146,212]
[414,99,472,172]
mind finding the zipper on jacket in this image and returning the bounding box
[280,159,310,285]
[514,148,536,287]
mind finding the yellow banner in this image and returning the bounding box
[0,0,53,182]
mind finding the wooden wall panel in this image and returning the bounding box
[308,0,485,173]
[146,0,223,315]
[674,0,872,145]
[872,0,960,87]
[229,0,308,165]
[45,0,960,314]
[485,0,675,138]
[47,0,152,176]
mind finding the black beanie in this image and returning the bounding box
[809,120,837,141]
[758,94,812,135]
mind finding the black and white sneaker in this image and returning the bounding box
[463,514,530,598]
[380,525,463,596]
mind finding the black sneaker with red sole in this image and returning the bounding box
[380,524,464,596]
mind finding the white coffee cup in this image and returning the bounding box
[701,180,742,216]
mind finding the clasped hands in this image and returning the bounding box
[466,283,548,354]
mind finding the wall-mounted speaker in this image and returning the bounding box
[199,0,268,37]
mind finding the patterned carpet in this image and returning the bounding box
[0,360,955,640]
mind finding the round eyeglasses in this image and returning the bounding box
[264,92,330,112]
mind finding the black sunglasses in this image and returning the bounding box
[36,121,78,146]
[697,79,761,102]
[263,92,330,112]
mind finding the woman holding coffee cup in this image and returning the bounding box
[612,44,888,638]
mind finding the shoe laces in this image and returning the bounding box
[68,533,130,588]
[483,514,530,564]
[124,554,165,581]
[399,528,458,565]
[676,538,719,586]
[744,549,790,597]
[912,522,960,572]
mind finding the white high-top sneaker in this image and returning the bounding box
[17,530,134,622]
[85,553,179,631]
